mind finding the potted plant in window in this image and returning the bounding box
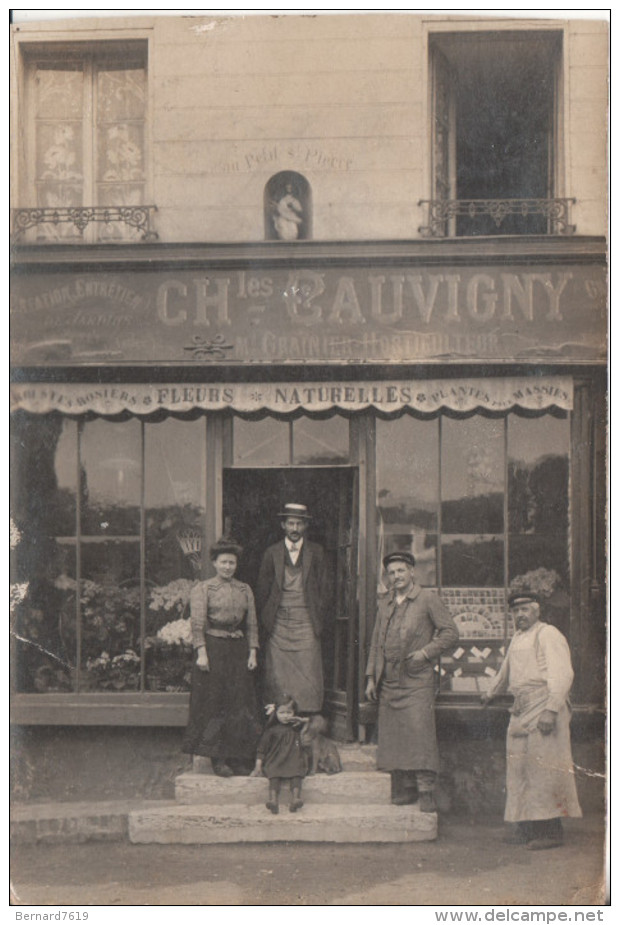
[84,648,141,691]
[144,616,193,692]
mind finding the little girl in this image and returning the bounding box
[251,695,308,814]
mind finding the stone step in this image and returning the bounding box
[128,801,437,844]
[191,743,378,775]
[11,800,171,845]
[176,769,390,805]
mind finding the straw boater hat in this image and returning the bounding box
[383,551,416,569]
[278,503,312,520]
[507,590,542,608]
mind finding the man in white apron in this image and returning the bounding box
[482,591,582,849]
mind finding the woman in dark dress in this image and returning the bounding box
[182,538,262,776]
[251,695,308,814]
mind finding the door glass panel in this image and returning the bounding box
[293,415,349,464]
[232,417,290,466]
[34,65,85,237]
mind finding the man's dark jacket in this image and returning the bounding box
[256,540,328,638]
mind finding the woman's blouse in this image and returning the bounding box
[190,576,259,649]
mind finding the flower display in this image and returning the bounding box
[148,579,194,618]
[47,576,197,692]
[84,648,140,691]
[155,618,193,647]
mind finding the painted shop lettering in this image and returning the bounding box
[155,386,234,404]
[17,278,145,313]
[155,271,572,327]
[274,385,414,405]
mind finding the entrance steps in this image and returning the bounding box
[128,749,438,844]
[175,769,390,805]
[128,798,436,844]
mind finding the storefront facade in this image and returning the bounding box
[10,237,606,739]
[10,13,607,806]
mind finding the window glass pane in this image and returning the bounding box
[78,540,141,691]
[51,419,77,536]
[144,419,205,692]
[12,414,75,693]
[441,534,504,587]
[80,419,141,535]
[34,66,84,119]
[97,123,145,184]
[441,417,504,533]
[293,415,349,464]
[97,67,146,122]
[35,121,84,185]
[508,413,570,636]
[233,417,290,466]
[376,417,439,588]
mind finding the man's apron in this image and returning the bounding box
[504,625,582,822]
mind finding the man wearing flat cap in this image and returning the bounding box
[481,590,581,849]
[256,503,328,713]
[365,551,459,812]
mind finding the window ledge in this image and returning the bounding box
[10,692,605,730]
[10,692,189,726]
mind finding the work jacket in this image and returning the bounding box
[366,583,459,687]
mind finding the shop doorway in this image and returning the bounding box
[223,466,358,740]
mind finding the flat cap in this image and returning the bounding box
[383,551,416,569]
[507,590,542,607]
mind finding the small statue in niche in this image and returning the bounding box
[271,183,304,240]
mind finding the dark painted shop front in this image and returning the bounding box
[10,237,606,809]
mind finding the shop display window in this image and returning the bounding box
[11,414,207,694]
[376,410,570,696]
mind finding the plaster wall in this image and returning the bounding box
[10,13,608,242]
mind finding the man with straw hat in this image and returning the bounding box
[257,503,328,714]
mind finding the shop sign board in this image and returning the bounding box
[10,376,573,416]
[10,262,606,366]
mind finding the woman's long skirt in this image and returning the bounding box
[182,636,262,760]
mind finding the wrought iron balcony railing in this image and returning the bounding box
[418,198,576,238]
[11,205,159,242]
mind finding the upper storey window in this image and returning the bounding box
[15,41,156,243]
[421,31,574,237]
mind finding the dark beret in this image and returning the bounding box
[383,551,416,569]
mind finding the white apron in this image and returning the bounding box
[504,625,582,822]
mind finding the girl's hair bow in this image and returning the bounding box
[264,703,276,716]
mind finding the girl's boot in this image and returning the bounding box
[289,778,304,812]
[266,779,280,814]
